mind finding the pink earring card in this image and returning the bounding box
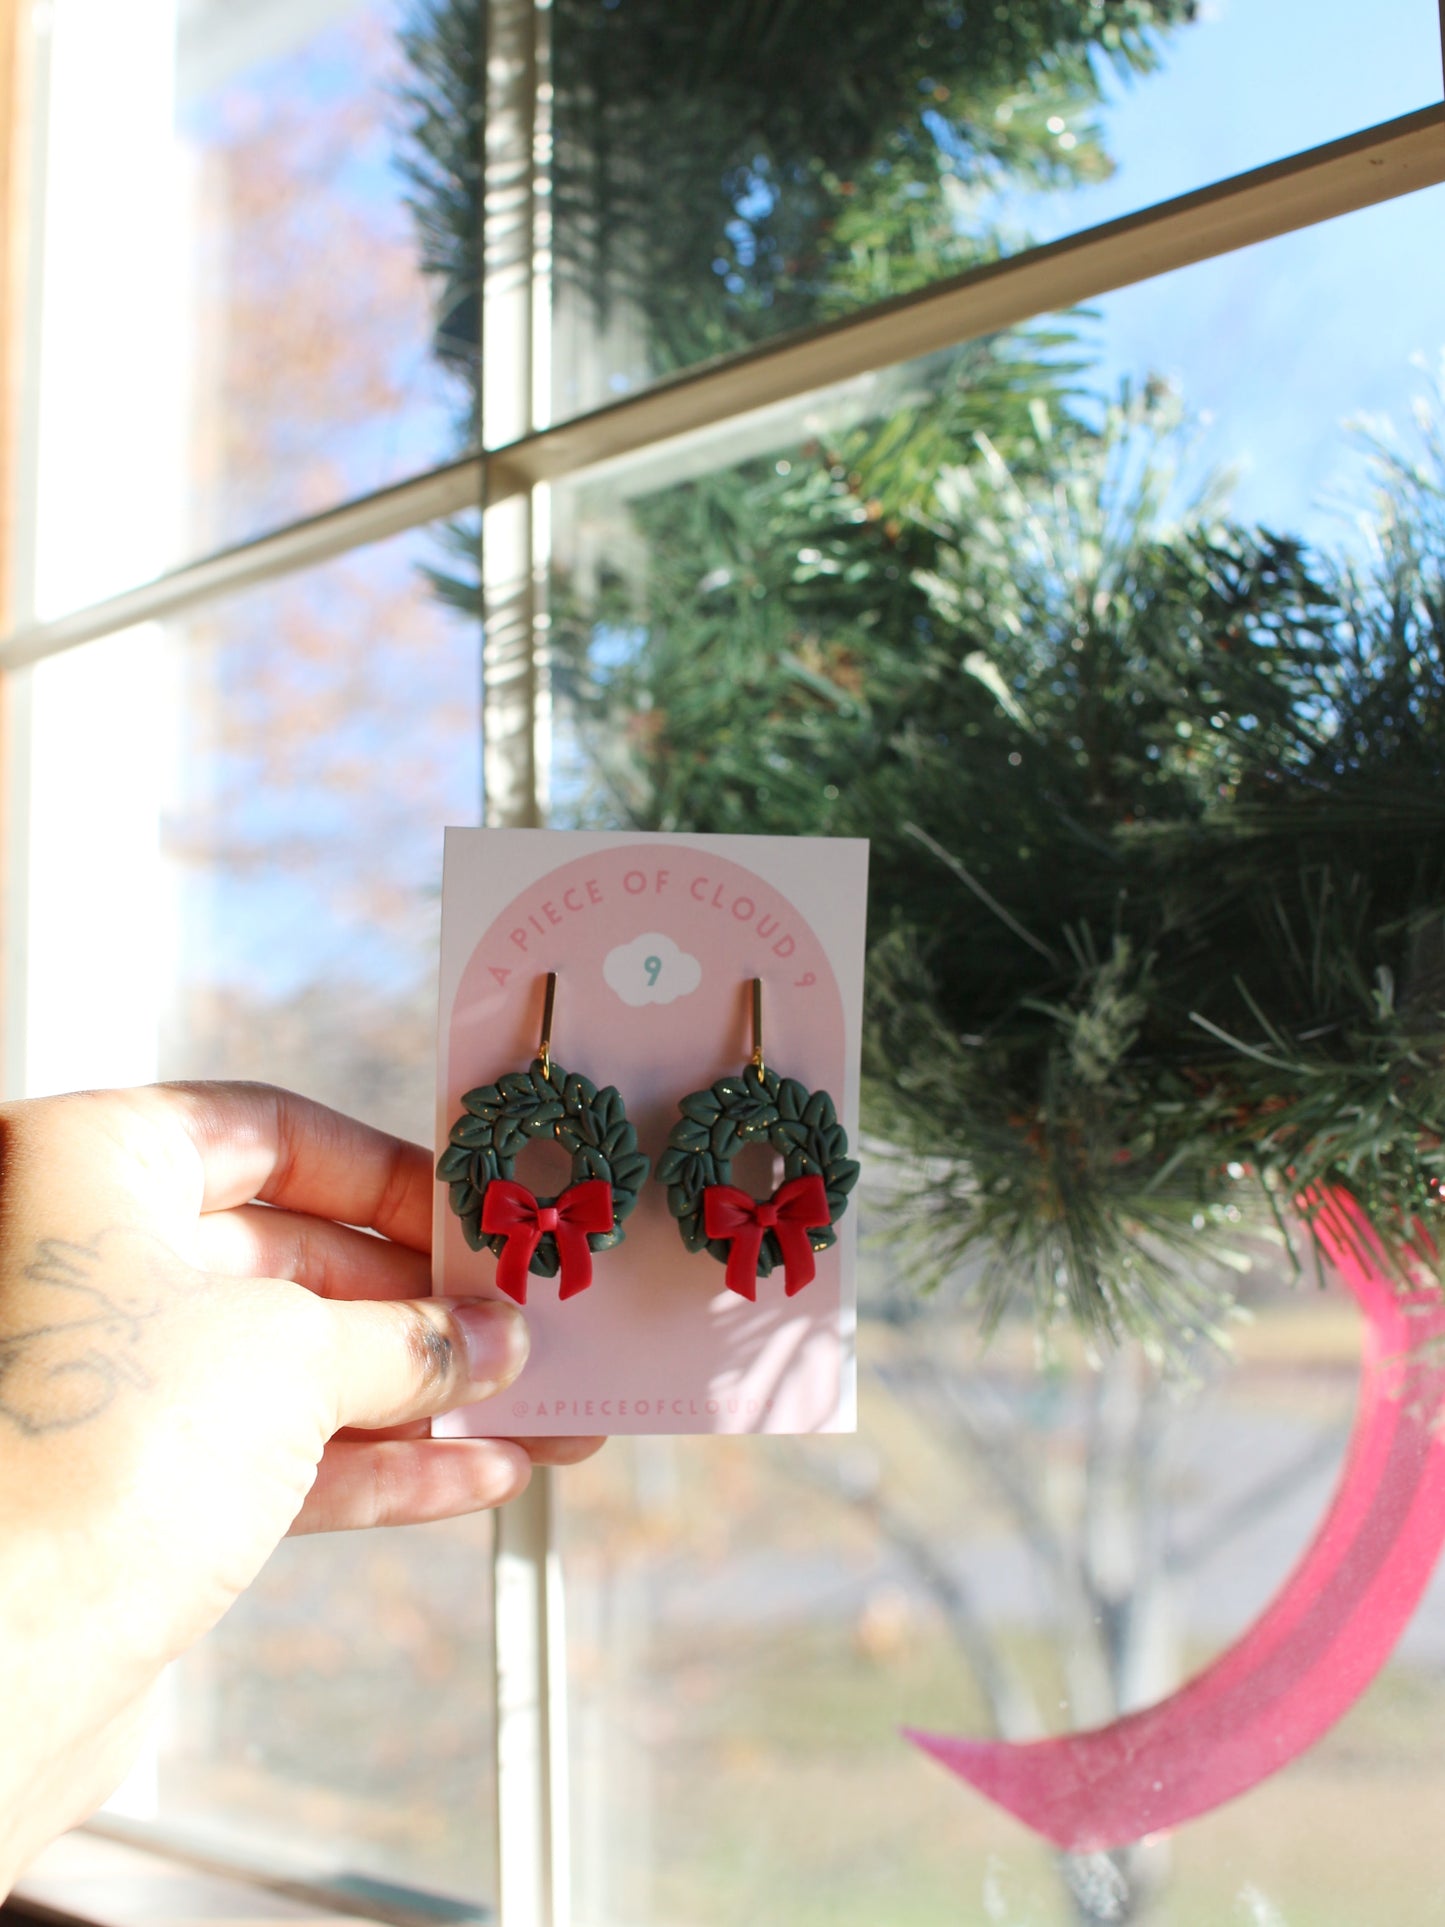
[430,829,868,1437]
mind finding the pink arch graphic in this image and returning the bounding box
[908,1196,1445,1849]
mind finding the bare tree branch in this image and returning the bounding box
[1167,1427,1347,1577]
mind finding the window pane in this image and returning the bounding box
[541,0,1442,418]
[153,520,488,1899]
[178,0,476,554]
[159,519,481,1135]
[153,1516,497,1912]
[15,517,490,1903]
[23,0,471,617]
[562,1306,1369,1925]
[545,184,1445,1921]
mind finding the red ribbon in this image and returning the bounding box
[702,1174,831,1301]
[480,1178,614,1304]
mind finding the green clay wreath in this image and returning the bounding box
[657,1061,860,1276]
[436,1058,649,1278]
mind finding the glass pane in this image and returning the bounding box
[159,519,481,1135]
[153,1515,497,1912]
[540,0,1442,418]
[153,519,488,1901]
[563,1304,1370,1926]
[546,184,1445,1921]
[178,0,475,554]
[17,517,491,1904]
[24,0,471,616]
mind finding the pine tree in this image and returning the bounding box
[397,0,1197,410]
[556,369,1445,1344]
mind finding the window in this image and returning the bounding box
[4,4,1445,1923]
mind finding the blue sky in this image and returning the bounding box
[1019,0,1445,545]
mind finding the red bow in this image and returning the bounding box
[480,1178,614,1304]
[702,1175,831,1301]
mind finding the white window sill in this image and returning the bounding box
[6,1831,490,1927]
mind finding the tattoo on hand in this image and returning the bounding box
[0,1233,170,1435]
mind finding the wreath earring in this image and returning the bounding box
[436,972,650,1304]
[659,978,859,1300]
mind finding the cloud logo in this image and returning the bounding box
[604,932,703,1008]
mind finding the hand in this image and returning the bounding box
[0,1081,601,1888]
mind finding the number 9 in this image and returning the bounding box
[644,955,663,988]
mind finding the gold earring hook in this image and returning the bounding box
[539,971,557,1078]
[750,977,764,1078]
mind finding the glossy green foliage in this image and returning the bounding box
[438,1058,650,1273]
[660,1065,860,1272]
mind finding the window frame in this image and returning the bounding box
[2,3,1445,1923]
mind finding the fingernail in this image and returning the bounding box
[450,1299,530,1394]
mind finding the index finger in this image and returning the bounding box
[159,1081,434,1252]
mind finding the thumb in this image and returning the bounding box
[325,1297,530,1430]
